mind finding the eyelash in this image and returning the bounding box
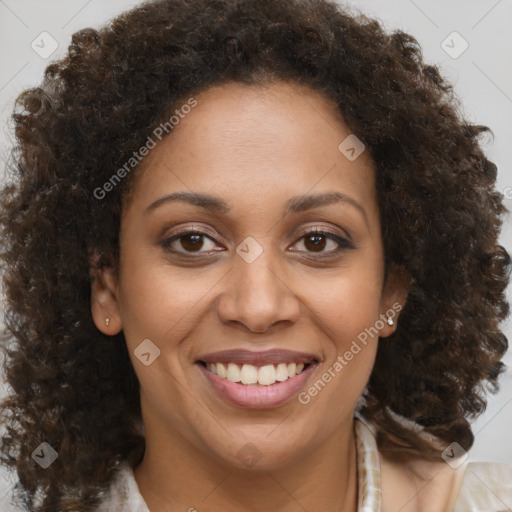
[160,226,354,258]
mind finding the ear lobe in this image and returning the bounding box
[378,264,412,338]
[89,251,122,335]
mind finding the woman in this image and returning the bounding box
[0,0,511,510]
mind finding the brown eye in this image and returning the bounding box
[161,231,219,254]
[179,233,205,252]
[303,232,328,252]
[291,228,353,255]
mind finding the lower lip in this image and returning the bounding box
[196,362,317,409]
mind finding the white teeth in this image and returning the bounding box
[205,361,309,385]
[258,364,276,385]
[216,362,226,378]
[275,363,289,381]
[226,363,241,382]
[240,364,258,384]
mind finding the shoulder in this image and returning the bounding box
[355,413,512,512]
[96,462,149,512]
[380,451,465,512]
[380,454,512,512]
[453,460,512,511]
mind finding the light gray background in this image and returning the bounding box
[0,0,511,507]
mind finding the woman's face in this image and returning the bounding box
[92,81,406,470]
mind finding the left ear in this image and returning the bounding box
[89,249,123,336]
[378,264,411,338]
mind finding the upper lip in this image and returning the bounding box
[196,349,319,366]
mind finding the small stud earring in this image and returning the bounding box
[105,318,110,327]
[387,316,394,326]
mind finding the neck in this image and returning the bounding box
[133,415,359,512]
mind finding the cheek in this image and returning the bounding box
[297,274,381,421]
[300,261,383,388]
[118,268,217,347]
[318,288,380,374]
[307,263,383,341]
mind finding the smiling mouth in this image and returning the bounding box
[196,360,316,386]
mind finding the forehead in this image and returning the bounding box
[124,81,377,218]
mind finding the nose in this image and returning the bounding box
[216,243,301,334]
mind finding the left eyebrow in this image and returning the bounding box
[283,191,369,228]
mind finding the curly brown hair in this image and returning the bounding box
[0,0,510,510]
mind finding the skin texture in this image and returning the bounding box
[91,81,408,511]
[0,1,510,510]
